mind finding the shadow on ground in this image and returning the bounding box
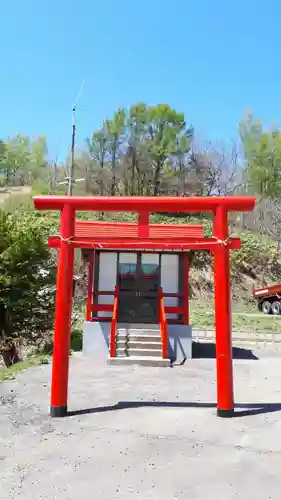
[67,401,281,419]
[192,342,259,360]
[66,343,266,419]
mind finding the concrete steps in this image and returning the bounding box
[108,356,170,367]
[117,334,161,343]
[125,348,163,357]
[108,324,169,367]
[116,340,162,350]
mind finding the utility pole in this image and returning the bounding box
[68,106,76,196]
[67,80,85,196]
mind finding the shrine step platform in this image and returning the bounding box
[107,325,170,367]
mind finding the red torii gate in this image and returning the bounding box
[33,195,255,418]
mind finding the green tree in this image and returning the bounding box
[86,129,109,195]
[125,103,149,195]
[1,135,48,186]
[146,104,192,195]
[240,111,281,197]
[0,140,7,186]
[0,139,6,163]
[29,136,48,181]
[85,103,193,196]
[104,108,126,195]
[0,211,56,366]
[5,135,31,184]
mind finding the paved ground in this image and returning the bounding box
[1,346,281,499]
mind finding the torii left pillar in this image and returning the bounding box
[50,204,75,417]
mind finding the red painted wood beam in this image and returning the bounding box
[76,220,204,229]
[92,303,113,312]
[138,211,149,238]
[48,236,241,251]
[34,195,255,213]
[165,306,185,314]
[76,235,207,243]
[50,204,75,418]
[213,205,234,418]
[183,253,189,324]
[86,251,94,321]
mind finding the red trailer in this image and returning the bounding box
[253,283,281,315]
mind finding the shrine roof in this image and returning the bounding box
[48,219,241,251]
[74,220,205,240]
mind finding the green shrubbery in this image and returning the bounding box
[1,205,281,369]
[40,329,83,356]
[0,210,56,366]
[70,329,83,352]
[231,232,281,282]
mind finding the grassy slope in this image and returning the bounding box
[0,355,49,382]
[2,189,281,319]
[0,191,280,381]
[190,300,281,332]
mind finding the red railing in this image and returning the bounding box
[91,290,187,324]
[159,287,168,359]
[91,291,186,321]
[109,286,119,358]
[90,291,114,321]
[86,252,95,321]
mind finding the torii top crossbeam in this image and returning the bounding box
[34,195,255,213]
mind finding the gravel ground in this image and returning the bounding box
[1,345,281,499]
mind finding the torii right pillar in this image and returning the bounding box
[213,205,234,417]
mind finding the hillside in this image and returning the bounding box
[74,211,281,302]
[2,190,281,303]
[1,191,281,373]
[73,211,281,303]
[189,234,281,301]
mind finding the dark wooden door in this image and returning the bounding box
[118,253,159,323]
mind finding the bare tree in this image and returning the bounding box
[242,196,281,247]
[182,140,240,196]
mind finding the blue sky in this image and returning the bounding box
[1,0,281,160]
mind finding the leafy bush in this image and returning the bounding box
[231,232,281,281]
[0,210,56,366]
[39,329,83,355]
[70,329,83,352]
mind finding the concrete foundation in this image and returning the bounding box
[83,321,192,363]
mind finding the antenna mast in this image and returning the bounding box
[68,80,85,196]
